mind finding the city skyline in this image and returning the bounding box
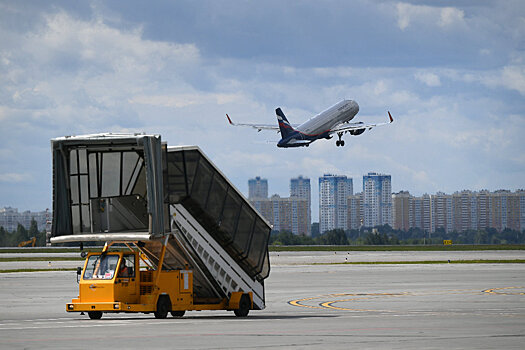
[249,176,310,236]
[4,172,523,224]
[248,174,524,234]
[246,172,523,222]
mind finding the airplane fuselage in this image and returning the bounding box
[277,100,359,147]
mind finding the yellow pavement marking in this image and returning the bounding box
[482,286,525,295]
[289,287,524,311]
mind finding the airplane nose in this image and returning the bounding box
[345,100,359,113]
[351,100,359,113]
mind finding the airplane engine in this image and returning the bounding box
[349,128,365,136]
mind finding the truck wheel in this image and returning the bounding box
[234,294,250,317]
[154,296,170,319]
[88,311,102,320]
[171,310,185,318]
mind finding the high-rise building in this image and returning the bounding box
[432,192,453,233]
[392,191,410,231]
[347,192,363,230]
[363,172,392,227]
[0,207,49,232]
[290,176,311,235]
[248,177,268,199]
[477,190,490,230]
[319,174,353,234]
[250,195,309,235]
[392,189,525,234]
[519,190,525,232]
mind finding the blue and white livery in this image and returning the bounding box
[226,100,393,148]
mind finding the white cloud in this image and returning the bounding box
[500,65,525,95]
[414,71,441,87]
[0,173,32,183]
[439,7,465,28]
[31,11,200,69]
[396,3,465,31]
[129,93,243,109]
[449,64,525,96]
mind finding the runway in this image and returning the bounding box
[0,256,524,349]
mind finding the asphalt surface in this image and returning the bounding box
[0,254,524,349]
[3,250,525,270]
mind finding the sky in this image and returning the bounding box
[1,0,524,221]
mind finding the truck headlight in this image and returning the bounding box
[113,303,120,310]
[67,304,74,310]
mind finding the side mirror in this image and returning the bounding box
[80,251,87,258]
[76,267,82,283]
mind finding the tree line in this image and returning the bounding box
[0,219,47,247]
[3,221,524,247]
[270,225,525,246]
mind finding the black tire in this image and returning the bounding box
[341,140,345,146]
[234,294,251,317]
[171,310,185,318]
[154,296,170,319]
[88,311,102,320]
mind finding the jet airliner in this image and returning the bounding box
[226,100,393,148]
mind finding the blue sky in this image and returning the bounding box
[1,0,524,221]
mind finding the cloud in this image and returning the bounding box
[446,64,525,96]
[396,3,465,31]
[129,93,243,109]
[439,7,465,28]
[500,65,525,95]
[0,173,32,183]
[414,71,441,87]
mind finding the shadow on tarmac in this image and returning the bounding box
[74,314,340,321]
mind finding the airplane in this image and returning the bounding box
[226,99,393,148]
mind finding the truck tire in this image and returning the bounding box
[88,311,102,320]
[154,295,170,319]
[171,310,185,318]
[234,294,250,317]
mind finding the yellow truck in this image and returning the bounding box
[70,239,252,319]
[50,134,270,319]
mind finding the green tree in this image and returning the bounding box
[0,226,7,246]
[475,230,489,244]
[12,224,29,246]
[317,229,348,245]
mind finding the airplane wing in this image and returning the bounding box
[330,111,394,133]
[226,114,279,132]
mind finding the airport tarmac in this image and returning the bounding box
[0,256,523,349]
[2,250,525,270]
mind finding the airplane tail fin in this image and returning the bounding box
[275,108,295,138]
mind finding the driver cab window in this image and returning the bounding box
[83,255,119,280]
[118,255,135,278]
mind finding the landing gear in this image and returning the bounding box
[336,133,345,147]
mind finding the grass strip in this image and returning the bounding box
[0,257,83,262]
[2,244,524,254]
[0,268,77,273]
[313,259,525,265]
[0,248,102,254]
[270,244,525,252]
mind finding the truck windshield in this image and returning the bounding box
[83,254,119,280]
